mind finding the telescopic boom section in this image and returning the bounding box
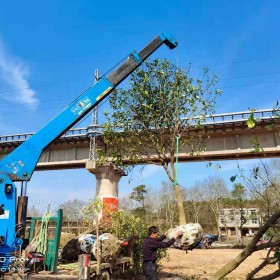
[0,32,178,182]
[107,32,177,86]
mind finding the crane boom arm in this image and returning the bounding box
[0,32,177,182]
[0,32,177,255]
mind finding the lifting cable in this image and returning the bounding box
[173,135,180,187]
[173,48,180,188]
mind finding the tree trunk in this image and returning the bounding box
[174,184,186,225]
[211,209,280,280]
[216,217,221,237]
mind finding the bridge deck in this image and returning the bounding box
[0,109,279,169]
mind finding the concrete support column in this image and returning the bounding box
[274,132,280,147]
[86,161,126,213]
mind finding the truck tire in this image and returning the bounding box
[98,270,110,280]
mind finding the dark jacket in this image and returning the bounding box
[142,235,176,263]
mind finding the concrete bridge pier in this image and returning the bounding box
[86,161,126,215]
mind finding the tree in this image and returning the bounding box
[130,184,147,208]
[232,159,280,219]
[211,209,280,280]
[187,182,206,224]
[129,184,148,218]
[158,181,177,229]
[27,204,42,217]
[99,59,220,225]
[58,199,86,220]
[214,159,280,279]
[81,198,103,229]
[104,210,149,275]
[119,194,139,213]
[230,183,248,243]
[203,176,230,236]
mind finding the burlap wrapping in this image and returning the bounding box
[167,223,203,249]
[93,233,120,263]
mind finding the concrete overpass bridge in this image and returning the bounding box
[1,109,279,208]
[0,109,279,169]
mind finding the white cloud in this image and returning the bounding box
[0,39,39,105]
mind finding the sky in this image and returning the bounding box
[0,1,280,211]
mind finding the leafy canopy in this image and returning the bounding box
[98,59,220,169]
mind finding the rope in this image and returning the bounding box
[173,135,180,187]
[173,48,180,187]
[37,212,51,255]
[59,263,78,269]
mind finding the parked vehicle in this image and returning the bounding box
[196,234,219,249]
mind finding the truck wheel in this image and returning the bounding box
[98,270,110,280]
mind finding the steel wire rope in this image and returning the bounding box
[0,76,109,110]
[174,47,180,187]
[0,79,131,164]
[0,53,278,97]
[0,77,85,95]
[191,54,280,69]
[38,78,131,161]
[1,70,133,117]
[220,79,280,89]
[0,52,142,107]
[0,82,115,117]
[0,95,109,168]
[219,70,280,81]
[0,96,74,110]
[1,56,280,111]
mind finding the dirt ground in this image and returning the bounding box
[158,247,279,280]
[4,247,278,280]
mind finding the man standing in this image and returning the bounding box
[142,226,184,280]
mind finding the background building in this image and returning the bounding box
[219,208,260,237]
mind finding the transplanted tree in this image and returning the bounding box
[99,59,220,225]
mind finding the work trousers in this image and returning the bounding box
[143,262,158,280]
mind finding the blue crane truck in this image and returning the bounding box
[0,32,178,277]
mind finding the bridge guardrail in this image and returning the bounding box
[0,109,279,143]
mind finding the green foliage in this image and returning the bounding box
[98,58,220,170]
[130,184,147,207]
[231,183,246,201]
[130,207,146,219]
[230,175,237,182]
[81,198,103,226]
[250,136,262,153]
[99,58,220,225]
[103,210,147,275]
[247,113,256,128]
